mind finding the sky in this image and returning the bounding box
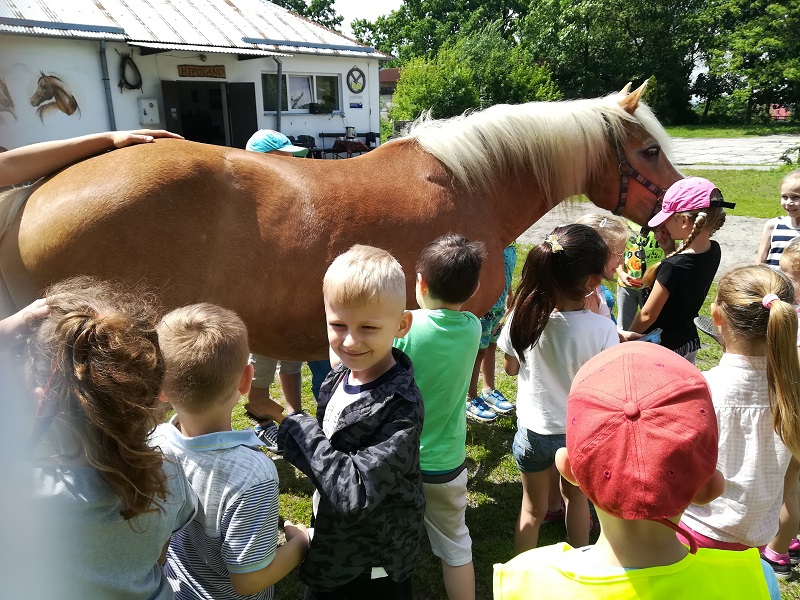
[334,0,403,38]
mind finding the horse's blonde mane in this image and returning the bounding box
[398,94,672,207]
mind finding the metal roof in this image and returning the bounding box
[0,0,389,59]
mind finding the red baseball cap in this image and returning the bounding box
[566,342,718,550]
[648,177,732,228]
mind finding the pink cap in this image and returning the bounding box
[648,177,720,228]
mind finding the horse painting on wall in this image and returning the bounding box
[30,72,79,122]
[0,76,15,122]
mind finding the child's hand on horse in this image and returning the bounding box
[111,130,184,148]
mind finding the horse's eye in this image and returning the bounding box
[645,146,660,157]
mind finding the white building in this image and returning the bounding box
[0,0,388,150]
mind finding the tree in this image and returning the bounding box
[389,47,479,120]
[705,0,800,122]
[352,0,528,63]
[389,26,561,121]
[269,0,343,31]
[519,0,706,123]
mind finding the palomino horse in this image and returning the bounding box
[30,72,80,122]
[0,84,681,360]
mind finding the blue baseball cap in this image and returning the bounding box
[245,129,309,157]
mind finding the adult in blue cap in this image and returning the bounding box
[245,129,309,157]
[245,128,309,453]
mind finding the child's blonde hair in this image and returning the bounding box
[782,169,800,188]
[642,196,726,289]
[575,213,630,249]
[28,276,167,521]
[323,244,407,307]
[157,303,249,413]
[784,237,800,258]
[716,265,800,456]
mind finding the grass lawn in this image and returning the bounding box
[226,242,800,599]
[665,123,800,138]
[679,167,792,219]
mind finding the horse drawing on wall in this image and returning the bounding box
[0,76,15,122]
[30,72,79,122]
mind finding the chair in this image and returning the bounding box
[364,132,377,149]
[296,134,324,159]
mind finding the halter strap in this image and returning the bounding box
[602,115,666,222]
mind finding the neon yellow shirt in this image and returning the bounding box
[494,543,771,599]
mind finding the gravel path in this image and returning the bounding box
[518,203,762,280]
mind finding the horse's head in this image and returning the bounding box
[30,73,52,107]
[586,82,683,228]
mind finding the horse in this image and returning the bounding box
[30,72,80,122]
[0,83,682,361]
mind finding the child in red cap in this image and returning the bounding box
[629,176,734,363]
[493,342,779,599]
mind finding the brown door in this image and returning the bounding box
[161,80,183,135]
[227,82,257,149]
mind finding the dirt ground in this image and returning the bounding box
[518,203,763,280]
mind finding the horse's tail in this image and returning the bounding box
[0,183,39,242]
[0,183,40,318]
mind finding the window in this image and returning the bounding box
[262,73,341,113]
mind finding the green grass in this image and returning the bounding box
[678,167,793,219]
[665,123,800,138]
[229,244,797,599]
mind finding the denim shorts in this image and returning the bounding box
[512,425,566,473]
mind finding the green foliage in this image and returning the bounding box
[270,0,342,31]
[361,0,800,125]
[703,0,800,123]
[389,25,561,121]
[389,49,479,120]
[380,116,394,143]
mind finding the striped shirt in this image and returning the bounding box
[765,216,800,267]
[153,417,279,600]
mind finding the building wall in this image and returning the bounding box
[0,34,380,149]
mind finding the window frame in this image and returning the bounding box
[261,72,342,114]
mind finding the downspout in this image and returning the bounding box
[273,57,282,131]
[99,41,117,130]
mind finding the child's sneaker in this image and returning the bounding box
[760,551,794,580]
[481,389,515,414]
[789,538,800,565]
[254,421,282,454]
[466,397,498,423]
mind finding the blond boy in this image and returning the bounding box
[154,303,309,600]
[258,245,425,600]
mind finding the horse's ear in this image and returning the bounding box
[619,82,632,95]
[619,80,648,114]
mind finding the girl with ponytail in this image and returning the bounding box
[680,265,800,580]
[496,224,619,554]
[630,177,733,363]
[20,277,196,598]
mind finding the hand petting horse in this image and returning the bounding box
[0,82,682,360]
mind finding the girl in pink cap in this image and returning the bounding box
[629,176,733,363]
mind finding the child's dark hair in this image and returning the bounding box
[716,265,800,455]
[416,233,486,304]
[508,224,607,360]
[27,276,167,521]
